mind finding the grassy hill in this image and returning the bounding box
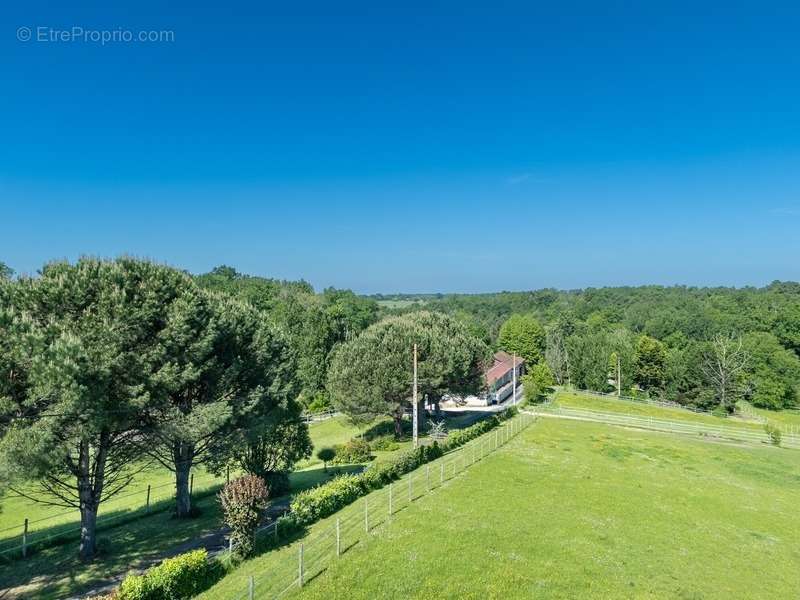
[201,417,800,599]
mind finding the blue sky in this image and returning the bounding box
[2,2,800,293]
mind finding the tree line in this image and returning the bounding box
[0,260,484,563]
[0,260,320,560]
[382,285,800,411]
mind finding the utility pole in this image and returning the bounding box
[616,354,621,397]
[412,343,419,449]
[512,354,517,405]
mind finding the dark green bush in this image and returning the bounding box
[369,435,400,451]
[290,474,365,525]
[331,438,372,464]
[118,549,220,600]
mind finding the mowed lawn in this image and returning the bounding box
[555,391,768,431]
[0,417,365,598]
[203,418,800,599]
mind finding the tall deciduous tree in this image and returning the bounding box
[0,258,191,560]
[497,314,545,364]
[742,332,800,410]
[327,312,488,438]
[633,335,668,392]
[702,333,750,412]
[147,294,297,518]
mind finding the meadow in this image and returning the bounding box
[0,413,475,598]
[200,417,800,599]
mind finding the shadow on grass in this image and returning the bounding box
[0,466,364,600]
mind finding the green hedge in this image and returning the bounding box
[118,549,221,600]
[289,407,518,527]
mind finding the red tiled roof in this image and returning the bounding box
[485,351,524,386]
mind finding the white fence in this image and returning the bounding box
[302,410,338,425]
[224,412,537,599]
[566,388,800,436]
[531,404,800,450]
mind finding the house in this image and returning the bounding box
[445,350,525,407]
[484,351,525,404]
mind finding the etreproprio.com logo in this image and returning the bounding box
[16,26,174,45]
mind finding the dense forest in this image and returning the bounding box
[374,284,800,411]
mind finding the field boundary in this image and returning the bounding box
[530,404,800,449]
[218,412,537,600]
[564,388,800,436]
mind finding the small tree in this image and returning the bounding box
[317,447,335,472]
[219,475,269,559]
[522,362,555,404]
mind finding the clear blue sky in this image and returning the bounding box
[3,2,800,293]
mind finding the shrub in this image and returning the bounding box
[764,423,782,447]
[316,447,336,471]
[369,435,400,452]
[332,438,372,464]
[118,549,219,600]
[219,475,269,559]
[288,409,519,529]
[290,473,365,525]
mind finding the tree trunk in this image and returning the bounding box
[393,408,404,439]
[173,442,195,518]
[76,438,106,562]
[78,499,98,561]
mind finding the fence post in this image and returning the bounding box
[336,518,341,556]
[388,483,393,517]
[426,465,430,492]
[190,473,194,496]
[22,518,28,558]
[364,499,369,532]
[248,575,254,600]
[145,484,151,513]
[298,543,304,587]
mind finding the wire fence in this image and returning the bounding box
[223,411,537,600]
[0,469,228,560]
[564,388,800,436]
[0,413,343,561]
[531,404,800,449]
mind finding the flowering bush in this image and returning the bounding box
[219,475,269,558]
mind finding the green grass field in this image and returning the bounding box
[0,413,479,598]
[201,417,800,599]
[0,417,365,551]
[554,391,767,430]
[0,417,365,598]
